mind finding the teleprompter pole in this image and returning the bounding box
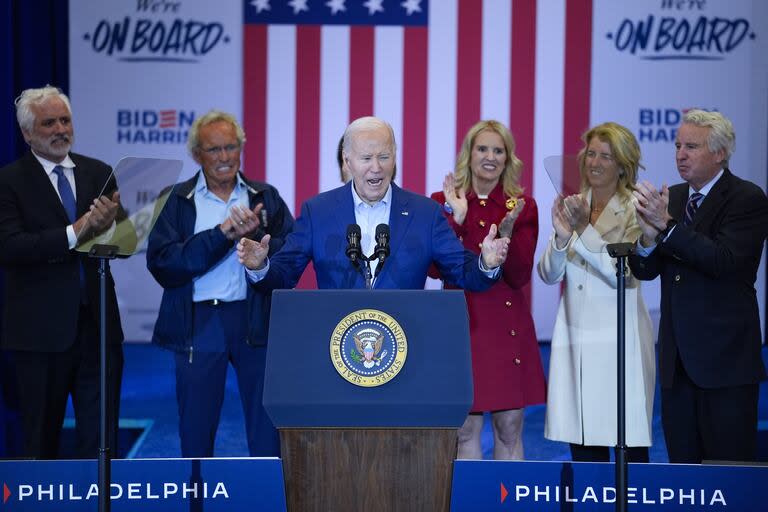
[607,242,635,512]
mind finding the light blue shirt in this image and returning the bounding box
[192,172,250,302]
[636,169,724,256]
[351,183,392,278]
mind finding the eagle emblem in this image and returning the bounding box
[330,309,407,387]
[353,328,387,368]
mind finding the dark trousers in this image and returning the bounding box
[12,304,123,459]
[174,300,279,458]
[569,443,649,463]
[662,355,758,464]
[0,350,23,457]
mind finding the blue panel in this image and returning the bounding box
[243,0,428,26]
[264,289,473,427]
[0,458,286,511]
[451,460,768,511]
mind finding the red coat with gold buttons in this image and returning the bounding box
[431,184,546,411]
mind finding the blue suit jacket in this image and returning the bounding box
[257,182,497,291]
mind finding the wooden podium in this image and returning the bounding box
[264,290,473,512]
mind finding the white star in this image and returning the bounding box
[401,0,421,16]
[250,0,271,13]
[326,0,346,15]
[288,0,309,15]
[363,0,384,15]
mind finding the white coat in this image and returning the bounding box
[537,193,655,447]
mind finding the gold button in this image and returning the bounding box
[674,274,681,282]
[510,329,516,336]
[479,200,487,206]
[478,243,483,249]
[505,301,512,307]
[514,358,521,365]
[479,220,486,227]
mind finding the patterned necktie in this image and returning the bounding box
[52,165,76,222]
[683,192,703,226]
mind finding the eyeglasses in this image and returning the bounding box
[199,144,240,156]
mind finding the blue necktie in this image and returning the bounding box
[683,192,703,226]
[53,165,87,300]
[52,165,76,222]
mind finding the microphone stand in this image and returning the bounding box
[89,243,119,512]
[363,259,373,290]
[366,251,388,290]
[606,242,634,512]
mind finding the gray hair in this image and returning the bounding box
[15,85,72,133]
[187,110,246,155]
[682,109,735,168]
[342,116,397,154]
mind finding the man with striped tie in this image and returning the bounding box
[0,85,124,459]
[629,109,768,464]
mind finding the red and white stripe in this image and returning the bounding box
[242,0,594,339]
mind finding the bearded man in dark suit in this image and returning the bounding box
[0,86,124,459]
[629,109,768,463]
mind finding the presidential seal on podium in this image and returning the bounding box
[330,309,408,387]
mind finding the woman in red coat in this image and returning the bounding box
[430,120,546,459]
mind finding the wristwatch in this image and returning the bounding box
[654,218,677,245]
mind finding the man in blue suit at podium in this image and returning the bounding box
[237,116,510,289]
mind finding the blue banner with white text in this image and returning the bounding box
[451,460,768,511]
[0,458,286,511]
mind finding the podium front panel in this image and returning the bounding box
[263,289,473,428]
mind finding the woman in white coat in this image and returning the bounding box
[537,122,655,462]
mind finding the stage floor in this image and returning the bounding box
[109,343,768,461]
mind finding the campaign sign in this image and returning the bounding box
[451,460,768,511]
[0,458,286,511]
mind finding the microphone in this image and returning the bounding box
[345,224,363,267]
[373,223,390,269]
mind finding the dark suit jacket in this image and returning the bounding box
[629,169,768,388]
[256,182,497,291]
[0,151,124,352]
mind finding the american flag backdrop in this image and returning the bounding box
[241,0,594,336]
[241,0,597,204]
[65,0,766,342]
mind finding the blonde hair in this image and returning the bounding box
[578,122,643,201]
[453,120,523,198]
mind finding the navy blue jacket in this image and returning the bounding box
[147,172,293,352]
